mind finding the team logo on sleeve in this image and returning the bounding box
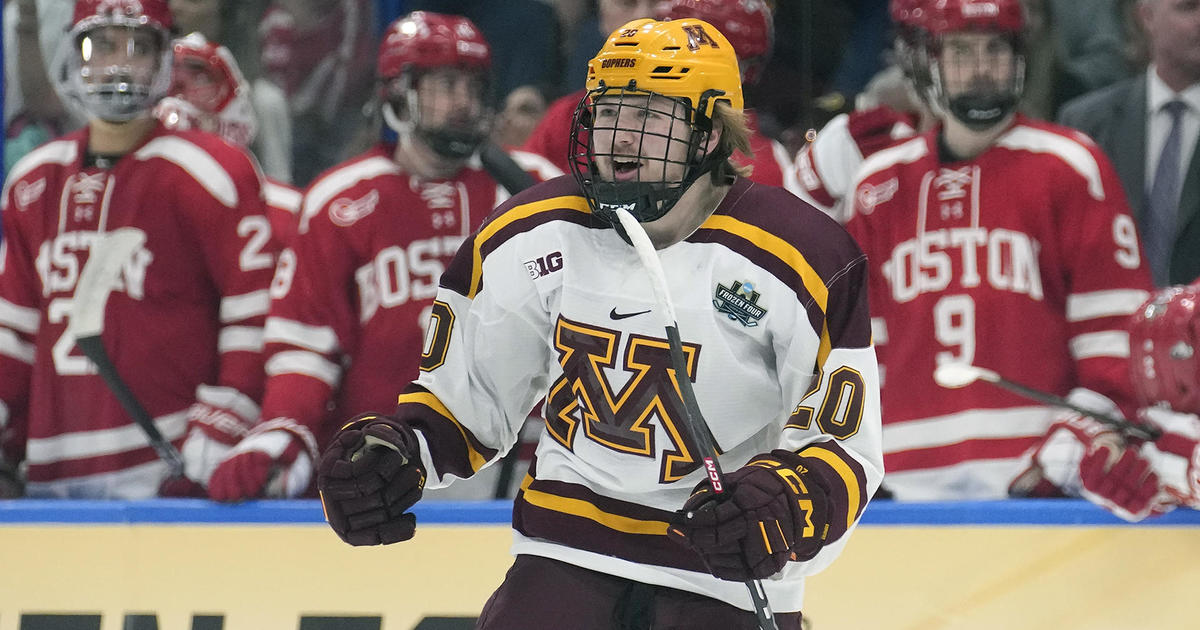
[713,280,766,327]
[329,190,380,227]
[14,178,47,210]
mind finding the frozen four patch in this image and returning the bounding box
[713,281,766,327]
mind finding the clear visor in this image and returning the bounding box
[58,23,172,122]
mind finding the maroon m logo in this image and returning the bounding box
[545,316,704,483]
[681,24,720,52]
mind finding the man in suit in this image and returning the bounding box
[1058,0,1200,286]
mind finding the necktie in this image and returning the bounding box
[1146,99,1188,285]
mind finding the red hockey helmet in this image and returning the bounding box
[377,11,492,82]
[377,11,494,159]
[890,0,927,29]
[923,0,1023,37]
[58,0,174,121]
[922,0,1026,131]
[1129,284,1200,415]
[654,0,773,84]
[157,33,258,147]
[72,0,173,33]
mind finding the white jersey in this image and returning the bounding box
[391,175,883,612]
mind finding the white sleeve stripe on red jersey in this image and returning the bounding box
[1070,331,1131,360]
[134,137,239,208]
[25,409,188,464]
[263,317,339,353]
[996,126,1106,201]
[300,157,397,233]
[262,181,302,213]
[218,326,265,353]
[265,350,341,386]
[507,149,566,181]
[1066,289,1150,322]
[0,140,77,208]
[883,405,1054,453]
[194,384,261,425]
[870,317,888,345]
[0,330,35,364]
[219,290,270,322]
[0,297,40,334]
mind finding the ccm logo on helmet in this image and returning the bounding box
[601,58,637,69]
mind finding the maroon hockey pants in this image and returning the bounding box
[475,554,804,629]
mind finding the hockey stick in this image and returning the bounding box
[480,141,538,197]
[612,207,779,630]
[67,228,187,478]
[933,363,1161,441]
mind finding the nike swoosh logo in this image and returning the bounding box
[609,307,651,320]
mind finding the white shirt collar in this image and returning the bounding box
[1146,65,1200,115]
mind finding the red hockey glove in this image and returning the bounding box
[1139,408,1200,509]
[317,412,426,546]
[162,398,256,496]
[208,418,319,501]
[668,449,831,581]
[1079,444,1162,522]
[846,106,913,158]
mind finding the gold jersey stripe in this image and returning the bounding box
[799,445,863,531]
[469,195,591,298]
[700,214,834,363]
[519,475,671,536]
[397,391,488,473]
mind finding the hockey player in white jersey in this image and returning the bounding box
[316,17,882,629]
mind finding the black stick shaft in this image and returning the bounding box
[665,326,779,630]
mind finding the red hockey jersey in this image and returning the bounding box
[845,116,1154,499]
[0,124,276,498]
[259,144,560,448]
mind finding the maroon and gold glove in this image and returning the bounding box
[317,412,426,546]
[668,449,831,581]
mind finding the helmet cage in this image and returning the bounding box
[56,17,173,122]
[569,80,727,236]
[381,66,493,160]
[925,31,1025,130]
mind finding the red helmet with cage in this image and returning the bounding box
[377,11,494,159]
[1129,284,1200,415]
[921,0,1026,130]
[653,0,773,84]
[156,33,258,147]
[377,11,491,82]
[59,0,174,121]
[923,0,1023,37]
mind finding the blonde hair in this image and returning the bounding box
[710,102,754,181]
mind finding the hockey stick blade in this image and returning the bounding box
[612,207,779,630]
[68,228,186,477]
[934,362,1160,441]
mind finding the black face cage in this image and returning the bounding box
[928,33,1026,131]
[569,81,729,235]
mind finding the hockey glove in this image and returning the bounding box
[847,105,914,159]
[208,418,319,501]
[1079,444,1162,522]
[668,449,831,581]
[1139,407,1200,509]
[318,412,426,546]
[162,397,256,495]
